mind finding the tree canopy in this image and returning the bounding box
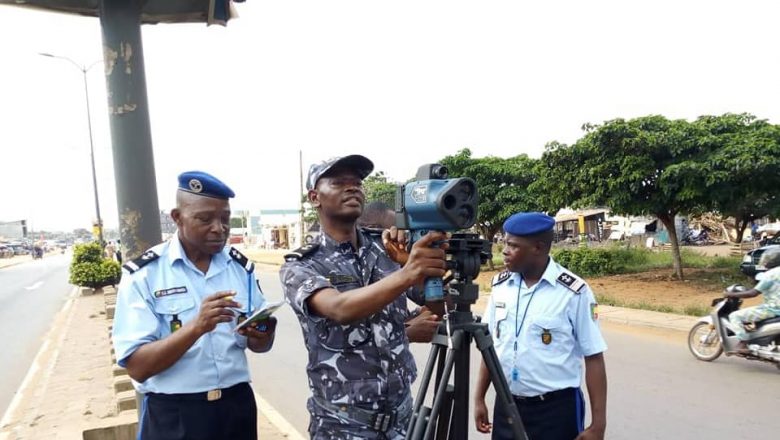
[439,148,543,242]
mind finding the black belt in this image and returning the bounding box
[146,382,249,402]
[312,393,413,433]
[513,387,576,404]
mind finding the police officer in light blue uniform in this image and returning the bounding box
[474,212,608,440]
[113,171,277,440]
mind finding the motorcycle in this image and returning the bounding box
[681,229,712,246]
[687,285,780,369]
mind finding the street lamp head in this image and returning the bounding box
[38,52,55,58]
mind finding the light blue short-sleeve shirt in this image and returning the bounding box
[755,266,780,312]
[483,257,607,397]
[112,238,266,394]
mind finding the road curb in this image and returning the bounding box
[598,305,698,333]
[0,252,61,270]
[0,259,27,270]
[0,286,79,432]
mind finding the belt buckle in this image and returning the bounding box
[207,389,222,401]
[371,412,394,433]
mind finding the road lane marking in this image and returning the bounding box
[0,286,78,434]
[255,392,306,440]
[24,281,43,291]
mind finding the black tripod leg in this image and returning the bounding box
[450,329,471,440]
[423,330,463,440]
[407,339,447,438]
[474,328,528,440]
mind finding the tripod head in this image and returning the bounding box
[407,232,528,440]
[443,233,492,319]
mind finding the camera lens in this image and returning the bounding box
[432,165,448,179]
[443,195,456,210]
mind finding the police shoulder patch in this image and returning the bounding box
[284,243,320,262]
[492,271,512,286]
[229,247,255,273]
[122,250,160,274]
[557,270,586,294]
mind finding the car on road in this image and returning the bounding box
[0,245,14,258]
[740,232,780,276]
[8,244,29,256]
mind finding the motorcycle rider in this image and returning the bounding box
[725,247,780,354]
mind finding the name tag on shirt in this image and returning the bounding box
[154,286,188,298]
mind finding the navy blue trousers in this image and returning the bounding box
[492,388,584,440]
[138,382,257,440]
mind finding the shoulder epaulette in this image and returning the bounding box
[122,250,160,274]
[492,271,512,286]
[557,271,586,294]
[229,247,255,273]
[284,243,320,262]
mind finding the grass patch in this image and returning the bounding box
[549,245,742,277]
[596,293,713,317]
[682,304,711,317]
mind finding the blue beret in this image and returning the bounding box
[177,171,235,199]
[503,212,555,236]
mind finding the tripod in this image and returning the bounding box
[406,234,527,440]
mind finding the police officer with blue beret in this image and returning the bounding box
[112,171,277,440]
[280,155,448,439]
[474,212,608,440]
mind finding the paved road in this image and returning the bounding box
[250,268,780,439]
[0,254,72,418]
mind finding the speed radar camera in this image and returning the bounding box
[395,164,479,301]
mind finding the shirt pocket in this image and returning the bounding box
[153,295,197,332]
[494,307,510,339]
[527,316,569,355]
[316,320,373,352]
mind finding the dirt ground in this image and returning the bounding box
[474,267,762,315]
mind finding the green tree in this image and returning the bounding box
[229,217,246,229]
[535,116,712,279]
[300,194,318,227]
[691,113,780,242]
[439,149,543,243]
[363,171,398,206]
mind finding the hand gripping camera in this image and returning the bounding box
[395,164,479,301]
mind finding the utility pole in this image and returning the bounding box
[299,150,305,246]
[39,54,104,245]
[100,0,161,260]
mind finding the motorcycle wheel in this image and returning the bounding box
[688,322,723,361]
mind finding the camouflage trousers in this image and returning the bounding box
[729,305,778,340]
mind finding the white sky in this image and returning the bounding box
[1,0,779,231]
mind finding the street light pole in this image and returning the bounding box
[40,53,104,244]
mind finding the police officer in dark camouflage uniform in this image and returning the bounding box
[280,155,448,439]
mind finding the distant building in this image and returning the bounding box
[554,209,608,241]
[0,220,27,240]
[159,211,176,235]
[256,209,302,250]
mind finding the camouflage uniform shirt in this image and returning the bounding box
[280,229,421,438]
